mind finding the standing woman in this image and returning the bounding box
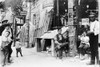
[5,26,13,63]
[88,12,100,65]
[0,26,12,67]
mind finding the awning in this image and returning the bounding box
[46,7,53,12]
[0,0,5,2]
[40,26,69,39]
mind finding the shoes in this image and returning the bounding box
[2,64,6,67]
[80,56,85,60]
[97,61,100,65]
[87,62,95,65]
[59,56,62,59]
[80,58,85,60]
[8,60,11,63]
[8,60,13,63]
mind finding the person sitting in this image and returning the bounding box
[54,28,68,59]
[79,31,90,60]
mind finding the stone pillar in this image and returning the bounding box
[68,0,74,25]
[68,0,77,56]
[26,2,31,48]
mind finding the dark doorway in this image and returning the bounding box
[51,0,68,29]
[79,0,98,18]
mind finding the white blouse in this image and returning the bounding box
[90,20,99,35]
[80,36,89,44]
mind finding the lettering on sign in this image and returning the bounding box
[82,18,89,25]
[42,0,53,9]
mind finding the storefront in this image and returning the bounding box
[34,0,78,56]
[32,0,69,56]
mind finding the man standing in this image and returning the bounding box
[88,12,99,65]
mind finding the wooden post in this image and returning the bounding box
[68,0,77,56]
[36,38,41,52]
[68,0,74,25]
[13,15,16,46]
[98,0,100,45]
[98,0,100,63]
[26,1,31,48]
[51,39,55,56]
[57,0,59,17]
[57,0,59,26]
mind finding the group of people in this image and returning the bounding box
[54,12,100,65]
[78,12,100,65]
[0,23,23,67]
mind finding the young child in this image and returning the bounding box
[15,39,23,57]
[79,31,90,59]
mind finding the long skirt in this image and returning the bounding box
[0,46,9,66]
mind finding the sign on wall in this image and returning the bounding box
[42,0,53,9]
[68,9,74,25]
[82,18,89,25]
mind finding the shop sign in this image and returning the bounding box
[82,18,89,25]
[68,8,73,25]
[68,0,74,8]
[20,11,27,15]
[42,0,53,9]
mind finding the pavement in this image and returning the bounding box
[1,47,100,67]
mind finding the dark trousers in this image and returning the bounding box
[55,45,68,59]
[7,41,13,62]
[1,46,9,65]
[77,40,81,53]
[89,33,99,63]
[7,47,12,62]
[16,48,23,57]
[55,47,63,59]
[79,43,90,55]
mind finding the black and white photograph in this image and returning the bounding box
[0,0,100,67]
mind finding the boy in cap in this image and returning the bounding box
[15,39,23,57]
[79,31,90,60]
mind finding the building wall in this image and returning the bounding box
[28,0,54,47]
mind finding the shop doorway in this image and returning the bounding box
[51,0,68,29]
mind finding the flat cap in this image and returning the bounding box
[89,12,96,17]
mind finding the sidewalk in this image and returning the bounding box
[5,47,100,67]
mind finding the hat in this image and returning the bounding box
[89,12,96,17]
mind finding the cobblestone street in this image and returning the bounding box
[3,47,99,67]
